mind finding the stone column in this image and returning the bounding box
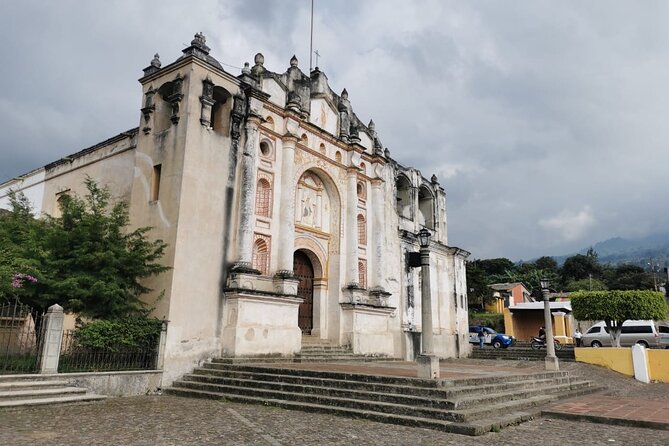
[277,135,299,272]
[417,246,439,379]
[346,167,360,286]
[371,179,385,289]
[236,115,262,267]
[37,304,64,374]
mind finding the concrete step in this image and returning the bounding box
[203,363,569,388]
[0,386,87,401]
[165,361,598,435]
[0,393,107,409]
[0,379,70,391]
[189,368,573,399]
[0,375,107,410]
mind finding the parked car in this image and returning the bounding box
[468,326,515,349]
[581,320,669,348]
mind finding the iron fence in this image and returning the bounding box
[58,329,158,373]
[0,299,43,374]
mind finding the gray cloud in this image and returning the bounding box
[2,0,668,261]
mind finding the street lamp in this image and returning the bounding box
[540,278,559,371]
[416,228,439,379]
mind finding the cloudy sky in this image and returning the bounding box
[2,0,668,261]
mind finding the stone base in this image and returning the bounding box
[545,355,560,371]
[416,354,440,379]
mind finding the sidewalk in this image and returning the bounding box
[543,395,669,430]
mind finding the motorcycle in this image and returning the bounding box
[530,336,563,351]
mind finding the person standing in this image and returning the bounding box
[574,328,583,347]
[478,326,485,349]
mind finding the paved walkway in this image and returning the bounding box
[3,395,669,445]
[544,396,669,430]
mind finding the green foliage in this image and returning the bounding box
[534,256,558,272]
[603,264,654,291]
[561,253,603,283]
[0,178,168,318]
[72,317,163,352]
[571,290,668,346]
[565,278,608,292]
[468,312,505,332]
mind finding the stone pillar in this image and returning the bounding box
[156,320,168,370]
[236,115,262,267]
[542,289,560,371]
[417,246,439,379]
[277,135,298,272]
[371,178,385,289]
[346,167,360,286]
[37,304,64,374]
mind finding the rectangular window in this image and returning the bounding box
[151,164,162,201]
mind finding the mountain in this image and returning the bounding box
[552,233,669,267]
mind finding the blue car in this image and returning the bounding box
[469,326,515,349]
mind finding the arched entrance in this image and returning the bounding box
[293,250,314,334]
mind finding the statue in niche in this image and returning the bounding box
[296,172,331,233]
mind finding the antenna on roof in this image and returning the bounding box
[309,0,314,71]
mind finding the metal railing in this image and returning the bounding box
[0,299,43,374]
[58,329,159,373]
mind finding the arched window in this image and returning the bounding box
[319,143,326,154]
[356,181,366,200]
[358,260,367,289]
[263,116,275,131]
[300,133,308,146]
[396,175,413,220]
[255,178,272,217]
[335,151,342,163]
[418,186,435,229]
[252,238,270,275]
[210,86,232,134]
[357,214,366,245]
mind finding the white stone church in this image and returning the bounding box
[0,33,471,384]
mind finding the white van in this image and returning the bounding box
[581,320,669,348]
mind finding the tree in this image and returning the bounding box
[534,256,558,273]
[561,253,602,283]
[603,264,654,291]
[565,278,607,292]
[0,179,169,318]
[466,261,492,310]
[571,290,668,347]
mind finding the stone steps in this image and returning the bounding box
[471,348,576,361]
[165,363,600,436]
[0,375,106,409]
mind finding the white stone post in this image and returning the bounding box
[346,167,360,286]
[236,116,261,266]
[542,287,560,371]
[417,245,439,379]
[371,178,385,289]
[156,320,168,370]
[37,304,64,374]
[277,135,298,272]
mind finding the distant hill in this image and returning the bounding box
[552,233,669,267]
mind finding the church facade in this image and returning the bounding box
[0,34,471,384]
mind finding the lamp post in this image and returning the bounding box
[416,228,439,379]
[540,278,559,371]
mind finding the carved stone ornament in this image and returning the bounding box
[168,75,185,125]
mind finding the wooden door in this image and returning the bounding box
[294,251,314,334]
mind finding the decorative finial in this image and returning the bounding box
[254,53,265,66]
[368,119,375,131]
[290,55,298,67]
[151,53,161,68]
[431,174,439,184]
[191,32,210,54]
[242,62,251,75]
[341,88,348,100]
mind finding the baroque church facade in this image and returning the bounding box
[0,34,471,384]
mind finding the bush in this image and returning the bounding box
[72,317,163,352]
[469,312,505,332]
